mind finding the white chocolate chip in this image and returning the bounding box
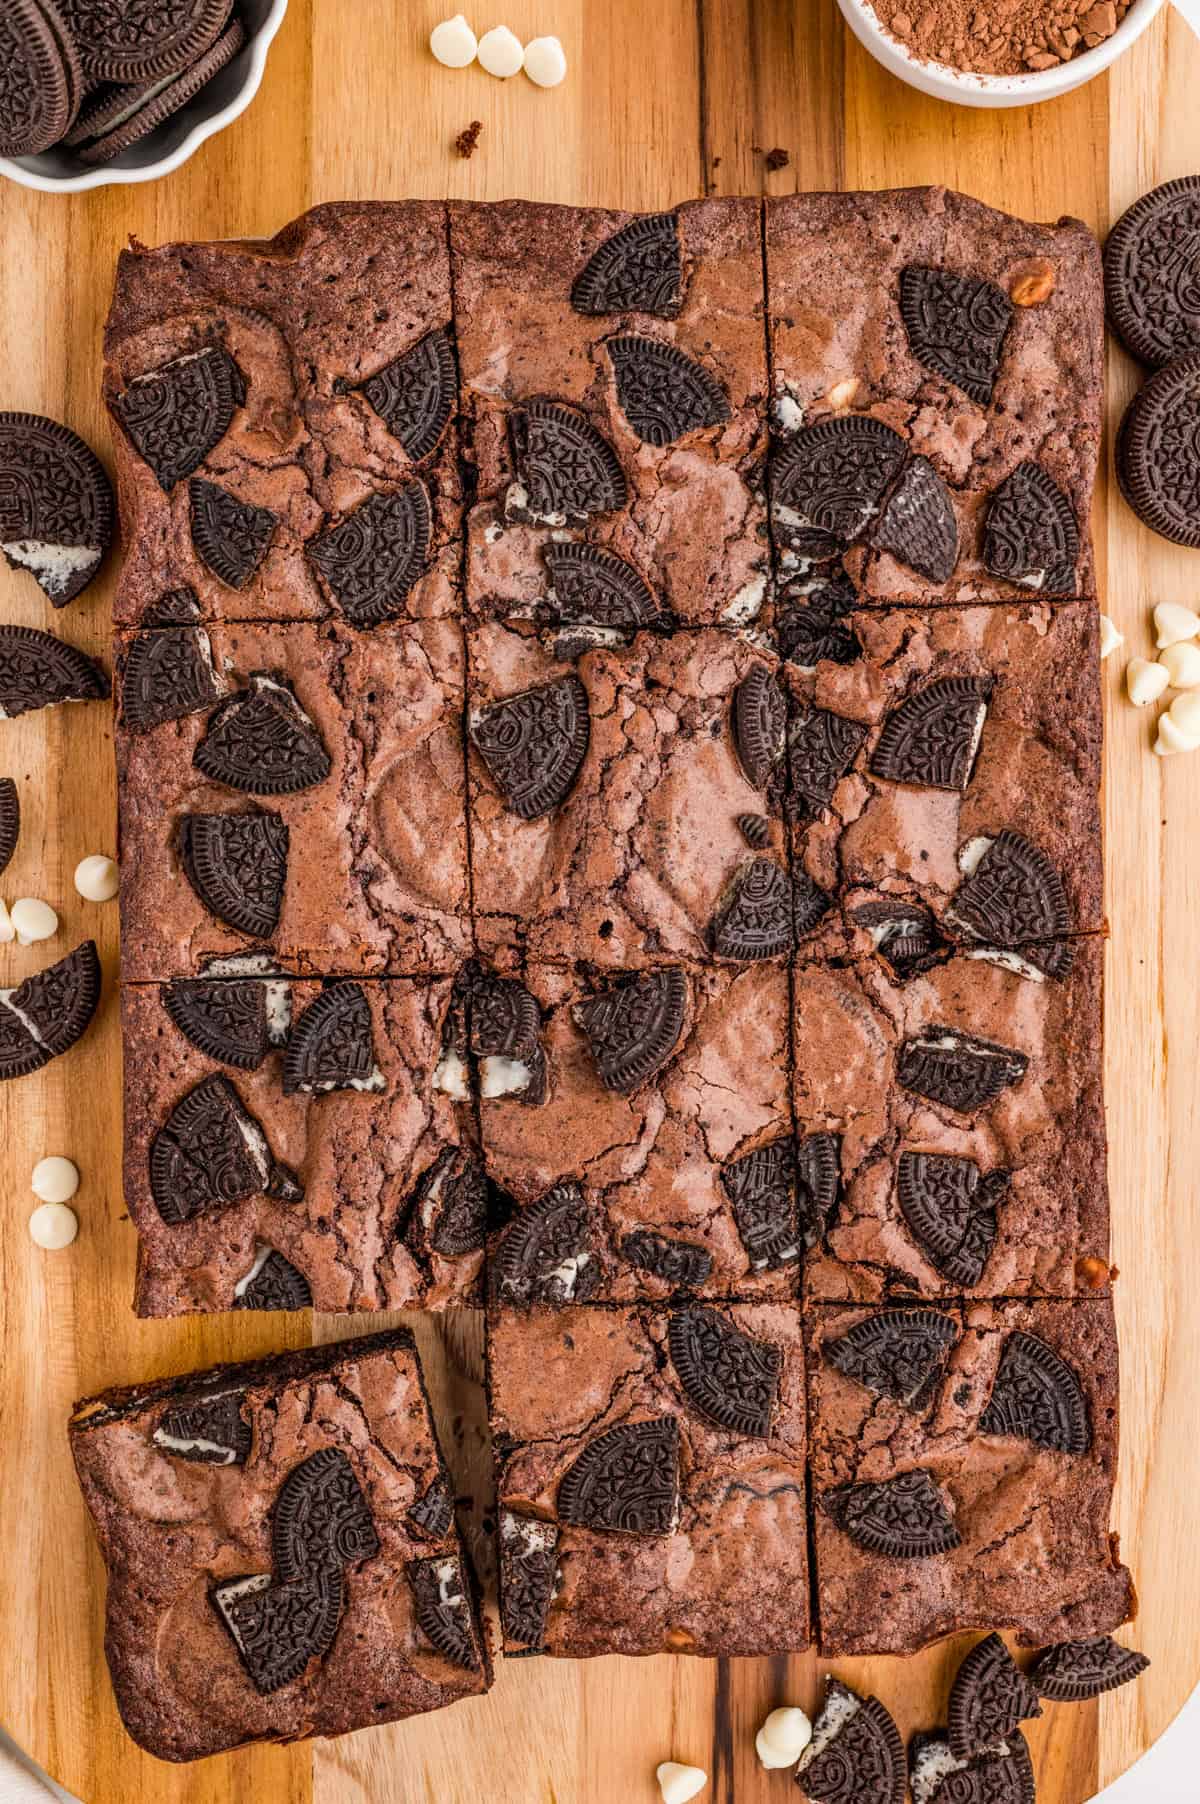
[477,25,524,76]
[1153,711,1199,756]
[0,900,12,944]
[430,13,478,66]
[523,35,567,86]
[29,1202,78,1250]
[1126,656,1169,707]
[656,1763,707,1804]
[1160,640,1200,690]
[756,1706,813,1769]
[10,897,58,945]
[74,853,119,902]
[1153,601,1200,648]
[32,1155,79,1203]
[1168,690,1200,739]
[1098,614,1124,660]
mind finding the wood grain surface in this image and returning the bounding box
[0,3,1197,1800]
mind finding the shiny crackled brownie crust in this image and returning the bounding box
[121,977,483,1317]
[766,186,1102,605]
[115,618,471,978]
[451,198,770,631]
[794,935,1109,1302]
[104,203,462,628]
[69,1330,490,1762]
[806,1298,1133,1656]
[487,1301,809,1658]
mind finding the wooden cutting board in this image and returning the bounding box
[1,3,1198,1799]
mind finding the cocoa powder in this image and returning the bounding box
[873,0,1132,78]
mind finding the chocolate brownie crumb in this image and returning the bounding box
[764,146,790,172]
[456,120,483,159]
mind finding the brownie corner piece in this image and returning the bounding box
[69,1328,490,1762]
[806,1296,1133,1657]
[105,201,460,630]
[765,185,1101,605]
[487,1299,809,1658]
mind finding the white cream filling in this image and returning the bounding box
[264,981,291,1044]
[232,1245,273,1299]
[772,387,805,434]
[722,572,767,624]
[213,1573,271,1652]
[505,480,567,529]
[499,1509,558,1556]
[796,1685,861,1774]
[434,1558,464,1606]
[152,1429,240,1464]
[958,835,994,875]
[545,1250,591,1298]
[963,947,1047,984]
[234,1111,272,1185]
[910,1740,963,1804]
[0,988,48,1048]
[2,540,101,599]
[962,701,988,783]
[433,1048,471,1099]
[480,1054,532,1098]
[484,520,504,544]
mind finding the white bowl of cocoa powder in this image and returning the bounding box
[838,0,1167,106]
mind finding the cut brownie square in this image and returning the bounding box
[104,203,461,628]
[784,600,1103,949]
[793,935,1108,1300]
[116,617,471,978]
[123,974,485,1316]
[69,1330,490,1762]
[451,199,770,630]
[487,1301,809,1657]
[466,623,813,970]
[476,960,799,1303]
[806,1299,1134,1655]
[765,187,1102,604]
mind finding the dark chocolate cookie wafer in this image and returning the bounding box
[1117,351,1200,545]
[59,0,232,85]
[0,779,19,877]
[0,625,109,718]
[76,16,245,165]
[0,940,101,1080]
[1106,178,1200,367]
[1030,1635,1150,1701]
[0,0,83,156]
[0,413,114,606]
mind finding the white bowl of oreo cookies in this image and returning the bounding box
[837,0,1170,108]
[0,0,288,192]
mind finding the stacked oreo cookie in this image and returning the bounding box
[1107,177,1200,544]
[90,192,1145,1770]
[0,0,248,167]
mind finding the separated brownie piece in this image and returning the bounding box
[783,600,1103,950]
[487,1302,809,1657]
[806,1299,1134,1655]
[766,187,1102,604]
[793,936,1108,1300]
[466,623,821,970]
[123,974,485,1316]
[69,1331,490,1762]
[476,961,799,1303]
[451,199,770,630]
[116,618,471,978]
[104,203,462,628]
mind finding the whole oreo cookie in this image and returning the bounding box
[0,413,114,607]
[1106,178,1200,367]
[0,0,83,156]
[74,17,246,165]
[1117,351,1200,546]
[58,0,233,84]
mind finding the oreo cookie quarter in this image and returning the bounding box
[1117,352,1200,546]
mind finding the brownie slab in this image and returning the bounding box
[69,1331,490,1762]
[123,975,484,1316]
[451,199,770,630]
[105,203,462,628]
[488,1302,809,1657]
[807,1299,1134,1655]
[477,960,798,1303]
[116,618,471,978]
[794,935,1108,1300]
[784,600,1103,947]
[766,187,1102,604]
[466,623,800,969]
